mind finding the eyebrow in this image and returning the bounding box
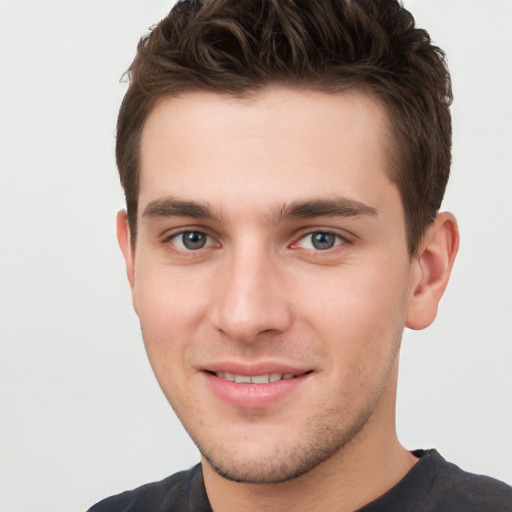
[143,196,221,220]
[270,198,378,223]
[142,195,378,223]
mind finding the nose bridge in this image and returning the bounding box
[210,240,291,342]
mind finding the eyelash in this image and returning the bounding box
[161,228,351,257]
[162,230,218,256]
[292,230,347,251]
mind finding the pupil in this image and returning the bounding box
[312,232,335,250]
[183,232,206,249]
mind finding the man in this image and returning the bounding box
[89,0,512,510]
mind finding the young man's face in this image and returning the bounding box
[121,88,421,483]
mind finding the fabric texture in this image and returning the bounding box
[87,450,512,511]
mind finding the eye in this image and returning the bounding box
[296,231,344,251]
[170,231,213,251]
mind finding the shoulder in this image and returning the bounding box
[86,464,207,512]
[428,452,512,511]
[360,449,512,512]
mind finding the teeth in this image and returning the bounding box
[215,372,298,384]
[250,374,271,384]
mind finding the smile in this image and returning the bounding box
[206,369,312,408]
[215,372,298,384]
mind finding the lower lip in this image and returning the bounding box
[204,372,310,409]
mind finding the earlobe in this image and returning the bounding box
[116,209,136,294]
[406,212,460,330]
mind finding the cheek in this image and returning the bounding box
[304,262,408,319]
[304,267,408,418]
[135,262,209,331]
[132,268,207,383]
[300,260,410,360]
[134,277,200,407]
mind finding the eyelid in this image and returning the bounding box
[161,227,221,254]
[290,227,353,251]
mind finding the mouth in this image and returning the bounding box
[212,371,310,384]
[202,363,313,408]
[203,367,313,408]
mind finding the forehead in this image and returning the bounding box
[138,87,396,218]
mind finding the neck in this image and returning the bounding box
[202,372,418,512]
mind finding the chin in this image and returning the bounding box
[202,444,335,484]
[195,410,370,484]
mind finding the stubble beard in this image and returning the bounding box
[192,404,375,484]
[145,322,404,485]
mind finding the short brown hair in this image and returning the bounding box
[117,0,452,254]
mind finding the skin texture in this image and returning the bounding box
[118,87,459,511]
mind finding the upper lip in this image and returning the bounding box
[202,361,312,377]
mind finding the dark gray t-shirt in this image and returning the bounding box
[88,450,512,511]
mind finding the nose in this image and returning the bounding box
[209,245,292,343]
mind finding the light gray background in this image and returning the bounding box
[0,1,511,511]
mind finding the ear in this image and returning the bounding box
[116,210,138,312]
[406,212,459,330]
